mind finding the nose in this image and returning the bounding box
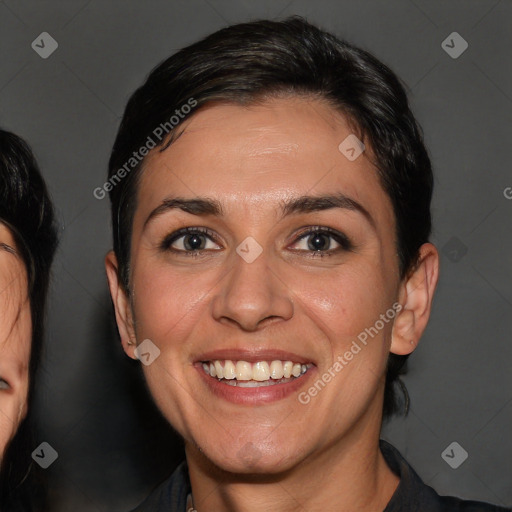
[211,248,294,331]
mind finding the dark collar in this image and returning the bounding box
[380,439,508,512]
[380,439,439,511]
[132,440,507,511]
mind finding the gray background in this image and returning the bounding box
[1,0,511,510]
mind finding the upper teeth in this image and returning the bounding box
[202,360,308,381]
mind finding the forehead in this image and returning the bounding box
[135,97,393,227]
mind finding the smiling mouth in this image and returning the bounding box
[201,359,312,387]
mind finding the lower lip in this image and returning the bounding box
[195,364,315,405]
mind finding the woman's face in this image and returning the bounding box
[108,97,435,474]
[0,223,31,460]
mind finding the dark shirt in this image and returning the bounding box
[131,440,510,511]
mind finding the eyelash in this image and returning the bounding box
[159,227,219,257]
[0,378,10,390]
[292,226,354,257]
[159,226,353,258]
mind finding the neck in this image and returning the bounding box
[185,404,399,512]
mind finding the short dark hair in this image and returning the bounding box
[0,129,58,511]
[108,17,433,419]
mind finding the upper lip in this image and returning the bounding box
[194,348,314,365]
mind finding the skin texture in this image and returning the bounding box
[0,223,30,462]
[106,97,439,512]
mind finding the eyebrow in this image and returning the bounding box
[0,242,17,256]
[279,194,375,228]
[144,198,223,228]
[143,193,375,229]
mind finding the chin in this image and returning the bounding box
[198,438,304,476]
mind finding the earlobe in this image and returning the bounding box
[105,251,137,359]
[390,243,439,356]
[390,309,416,355]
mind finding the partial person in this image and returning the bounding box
[0,129,58,511]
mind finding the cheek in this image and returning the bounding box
[290,264,396,415]
[132,261,216,340]
[0,390,27,459]
[293,264,392,344]
[0,412,16,459]
[130,260,220,415]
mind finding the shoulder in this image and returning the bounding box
[380,440,510,512]
[436,495,510,511]
[130,461,190,512]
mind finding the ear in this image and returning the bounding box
[105,251,137,359]
[391,243,439,356]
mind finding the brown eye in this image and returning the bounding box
[181,233,207,251]
[290,227,353,254]
[306,232,334,251]
[161,227,222,253]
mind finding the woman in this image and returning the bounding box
[0,129,58,510]
[105,18,509,511]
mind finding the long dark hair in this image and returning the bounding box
[0,129,58,511]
